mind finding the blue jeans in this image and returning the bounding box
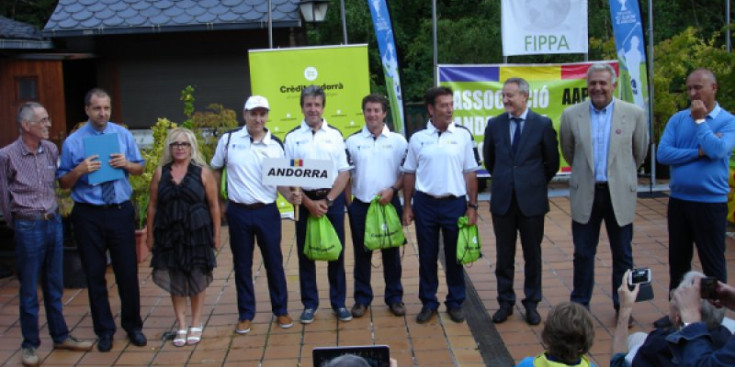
[570,186,633,309]
[14,215,69,349]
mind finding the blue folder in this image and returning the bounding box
[83,133,125,185]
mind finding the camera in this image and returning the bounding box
[628,268,651,286]
[700,276,718,299]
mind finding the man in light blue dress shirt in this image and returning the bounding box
[560,63,649,323]
[58,88,147,352]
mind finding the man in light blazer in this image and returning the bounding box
[483,77,559,325]
[560,63,648,323]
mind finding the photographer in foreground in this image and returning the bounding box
[611,270,729,367]
[665,277,735,366]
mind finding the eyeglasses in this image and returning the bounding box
[29,117,52,124]
[169,142,191,148]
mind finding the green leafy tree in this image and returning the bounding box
[651,27,735,140]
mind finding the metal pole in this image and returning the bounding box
[647,0,656,188]
[432,0,437,85]
[268,0,273,48]
[727,0,732,52]
[340,0,348,44]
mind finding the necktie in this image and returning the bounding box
[511,118,522,156]
[102,181,115,204]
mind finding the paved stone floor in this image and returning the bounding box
[0,193,734,366]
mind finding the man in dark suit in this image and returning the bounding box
[483,77,560,325]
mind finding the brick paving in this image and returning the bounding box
[1,190,734,366]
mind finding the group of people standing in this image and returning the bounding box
[486,64,733,333]
[215,85,480,330]
[1,62,733,367]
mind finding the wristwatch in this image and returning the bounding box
[695,118,706,125]
[325,197,334,207]
[467,202,479,210]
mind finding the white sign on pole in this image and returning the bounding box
[261,158,333,187]
[501,0,588,56]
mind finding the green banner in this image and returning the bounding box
[438,62,620,172]
[249,45,371,214]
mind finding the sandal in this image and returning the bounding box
[173,329,187,347]
[186,324,203,345]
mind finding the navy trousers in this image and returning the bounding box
[71,201,142,337]
[412,191,466,310]
[227,203,288,321]
[347,196,404,307]
[295,193,347,310]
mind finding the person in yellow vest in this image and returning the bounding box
[515,302,596,367]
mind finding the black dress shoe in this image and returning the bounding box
[97,335,113,352]
[416,306,436,324]
[447,307,465,323]
[492,306,513,323]
[128,331,147,347]
[524,306,541,325]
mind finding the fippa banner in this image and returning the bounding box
[248,44,370,141]
[438,61,620,171]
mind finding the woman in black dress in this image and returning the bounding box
[146,127,220,346]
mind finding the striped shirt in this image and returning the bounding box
[0,138,58,226]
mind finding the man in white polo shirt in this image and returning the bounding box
[402,86,481,324]
[345,94,408,318]
[283,85,353,324]
[211,95,301,335]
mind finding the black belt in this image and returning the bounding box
[303,189,330,200]
[76,201,129,209]
[595,182,608,189]
[13,211,57,221]
[230,201,268,210]
[418,191,458,200]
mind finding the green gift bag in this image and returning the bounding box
[456,215,481,265]
[220,167,229,200]
[364,196,405,251]
[304,215,342,261]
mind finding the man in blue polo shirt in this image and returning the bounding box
[58,88,147,352]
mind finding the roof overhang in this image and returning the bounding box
[43,19,300,38]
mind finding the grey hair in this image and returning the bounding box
[321,354,371,367]
[676,271,726,329]
[505,77,530,96]
[17,101,44,128]
[586,63,617,85]
[301,85,326,108]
